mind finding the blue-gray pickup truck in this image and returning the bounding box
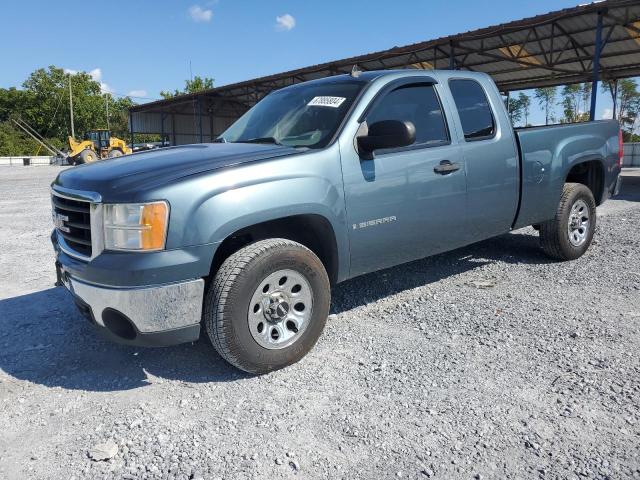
[51,70,623,373]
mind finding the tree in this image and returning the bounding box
[518,92,531,126]
[505,96,524,126]
[560,84,585,123]
[534,87,557,125]
[21,66,108,140]
[580,83,591,116]
[558,83,590,123]
[160,76,215,99]
[0,122,38,156]
[602,79,640,139]
[0,65,135,155]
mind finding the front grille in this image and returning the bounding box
[52,193,92,258]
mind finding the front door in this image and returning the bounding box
[341,81,468,277]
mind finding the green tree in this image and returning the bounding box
[505,95,524,125]
[21,66,108,140]
[580,83,591,116]
[559,83,590,123]
[0,122,38,156]
[534,87,557,125]
[602,79,640,139]
[108,95,135,140]
[560,84,583,123]
[160,76,215,99]
[0,65,135,155]
[518,92,531,126]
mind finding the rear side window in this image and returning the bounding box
[367,84,449,147]
[449,79,496,140]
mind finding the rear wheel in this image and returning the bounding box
[204,239,331,374]
[107,149,123,158]
[539,182,596,260]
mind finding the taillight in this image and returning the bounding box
[617,129,624,168]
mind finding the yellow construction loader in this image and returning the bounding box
[68,129,132,164]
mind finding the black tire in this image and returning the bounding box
[539,182,596,261]
[79,149,98,164]
[108,149,123,158]
[204,239,331,374]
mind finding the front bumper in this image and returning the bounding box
[57,262,204,346]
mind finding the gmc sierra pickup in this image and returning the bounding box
[51,69,623,373]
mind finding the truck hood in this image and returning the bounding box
[53,143,299,198]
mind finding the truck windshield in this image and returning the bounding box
[219,81,364,149]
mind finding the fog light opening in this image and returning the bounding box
[102,309,137,340]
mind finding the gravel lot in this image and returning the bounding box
[0,166,639,480]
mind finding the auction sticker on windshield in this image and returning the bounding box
[307,96,346,108]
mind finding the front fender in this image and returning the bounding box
[162,147,351,282]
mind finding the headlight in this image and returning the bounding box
[103,201,169,251]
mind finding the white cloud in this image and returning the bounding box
[128,89,148,98]
[64,67,111,94]
[188,5,213,22]
[88,68,102,82]
[275,13,295,31]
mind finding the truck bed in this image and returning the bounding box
[513,119,620,229]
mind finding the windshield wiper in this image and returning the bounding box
[241,137,283,146]
[213,136,227,143]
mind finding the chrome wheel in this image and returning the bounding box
[248,269,313,350]
[567,199,590,247]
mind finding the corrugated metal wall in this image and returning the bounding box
[130,111,239,145]
[130,97,248,146]
[623,143,640,167]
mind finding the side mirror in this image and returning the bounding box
[357,120,416,158]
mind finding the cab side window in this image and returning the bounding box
[367,83,449,148]
[449,79,496,140]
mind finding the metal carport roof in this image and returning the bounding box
[129,0,640,143]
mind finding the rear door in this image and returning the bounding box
[446,77,519,240]
[341,80,467,277]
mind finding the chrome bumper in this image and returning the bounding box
[59,266,204,344]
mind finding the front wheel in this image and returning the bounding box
[79,149,98,164]
[539,182,596,261]
[204,239,331,374]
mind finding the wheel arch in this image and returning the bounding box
[564,158,606,205]
[210,213,341,286]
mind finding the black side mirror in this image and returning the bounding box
[357,120,416,159]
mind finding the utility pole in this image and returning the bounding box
[105,94,110,130]
[68,74,75,138]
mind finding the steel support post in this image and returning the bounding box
[449,42,455,70]
[172,114,176,146]
[589,10,604,121]
[198,98,204,143]
[160,112,165,144]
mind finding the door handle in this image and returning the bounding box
[433,160,460,175]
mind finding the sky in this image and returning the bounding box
[0,0,623,126]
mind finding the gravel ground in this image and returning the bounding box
[0,166,639,480]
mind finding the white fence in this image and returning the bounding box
[623,143,640,167]
[0,156,56,166]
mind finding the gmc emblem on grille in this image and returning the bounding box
[52,212,70,233]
